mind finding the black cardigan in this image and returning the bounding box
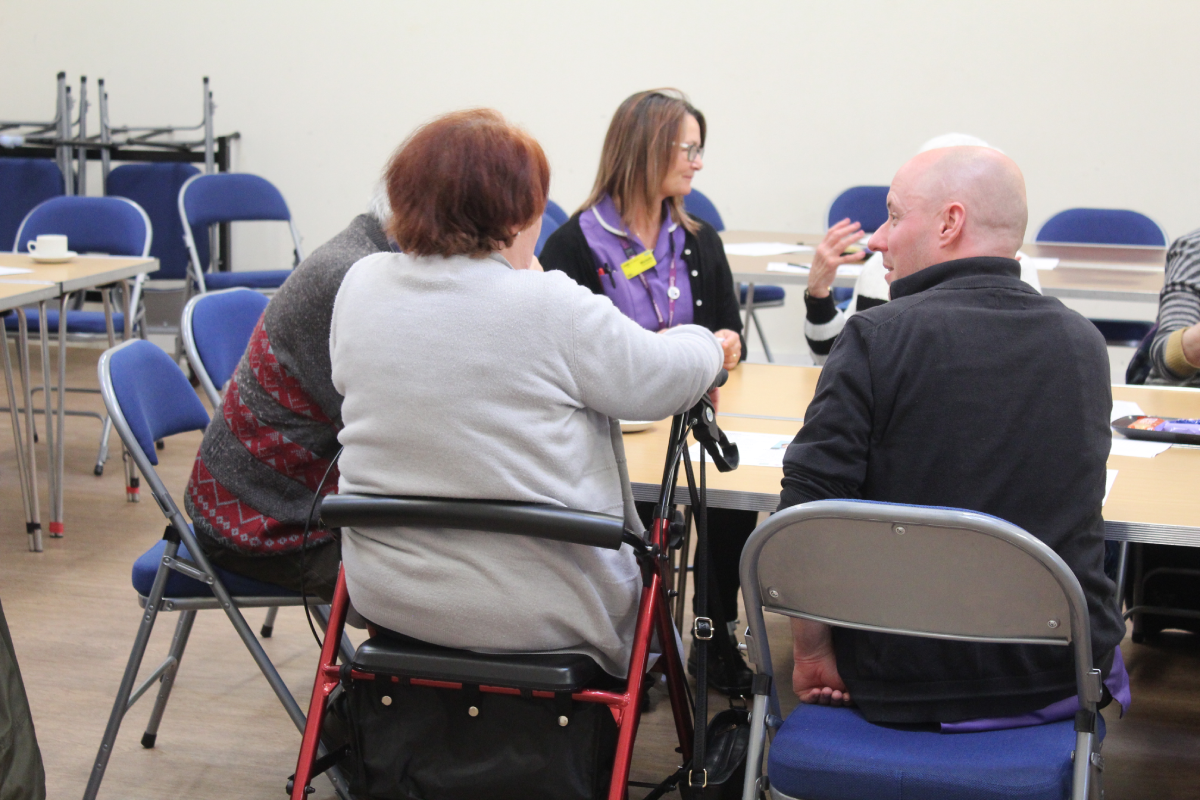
[540,213,745,358]
[780,257,1126,724]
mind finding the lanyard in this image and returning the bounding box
[621,227,679,331]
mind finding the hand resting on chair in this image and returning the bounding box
[791,617,853,707]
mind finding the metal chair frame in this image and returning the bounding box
[738,500,1104,800]
[85,339,351,800]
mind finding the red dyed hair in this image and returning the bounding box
[385,109,550,258]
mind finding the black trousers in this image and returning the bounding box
[636,502,758,624]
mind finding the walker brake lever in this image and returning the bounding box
[687,394,739,472]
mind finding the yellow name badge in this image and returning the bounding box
[619,250,657,280]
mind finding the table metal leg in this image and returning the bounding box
[26,307,47,552]
[53,293,68,535]
[3,319,38,551]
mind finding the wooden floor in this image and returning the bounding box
[2,345,1199,799]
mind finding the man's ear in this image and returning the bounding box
[939,202,966,247]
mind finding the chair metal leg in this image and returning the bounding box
[742,690,770,800]
[1114,540,1130,614]
[741,283,757,361]
[95,415,112,476]
[261,606,279,638]
[83,540,181,800]
[140,610,197,749]
[751,309,774,363]
[15,311,42,551]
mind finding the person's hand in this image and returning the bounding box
[790,618,852,706]
[713,329,741,369]
[1183,321,1200,368]
[808,219,868,299]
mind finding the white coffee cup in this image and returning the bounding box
[27,234,69,258]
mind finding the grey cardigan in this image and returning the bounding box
[330,252,723,676]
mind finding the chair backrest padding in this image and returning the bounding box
[745,501,1080,645]
[544,200,569,227]
[684,189,725,232]
[828,185,890,233]
[188,288,269,390]
[1036,208,1166,246]
[1,159,64,251]
[181,173,292,228]
[534,211,560,257]
[100,340,210,465]
[320,495,626,551]
[108,163,202,280]
[15,196,151,256]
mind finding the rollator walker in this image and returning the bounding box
[289,373,739,799]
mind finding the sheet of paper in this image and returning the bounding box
[1110,437,1171,458]
[1103,470,1118,506]
[1111,400,1145,422]
[724,242,814,257]
[766,262,864,277]
[1019,256,1059,270]
[0,266,33,276]
[688,430,794,469]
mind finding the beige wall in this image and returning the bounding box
[4,0,1198,273]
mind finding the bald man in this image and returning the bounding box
[779,147,1127,725]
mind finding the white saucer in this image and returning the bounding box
[619,420,656,433]
[30,251,77,263]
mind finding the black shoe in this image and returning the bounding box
[688,638,753,697]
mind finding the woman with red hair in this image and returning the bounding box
[329,109,723,677]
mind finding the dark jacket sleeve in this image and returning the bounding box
[779,319,874,509]
[539,214,603,295]
[693,222,746,360]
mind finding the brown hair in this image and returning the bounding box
[385,109,549,257]
[581,89,706,234]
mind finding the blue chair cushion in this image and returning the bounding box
[133,537,298,599]
[4,308,125,335]
[203,270,291,290]
[768,704,1103,800]
[739,284,786,304]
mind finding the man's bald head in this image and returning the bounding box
[868,147,1028,284]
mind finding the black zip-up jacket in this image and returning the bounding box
[780,256,1126,723]
[539,213,745,358]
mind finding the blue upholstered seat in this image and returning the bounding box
[739,284,785,304]
[828,186,890,233]
[133,537,297,600]
[684,189,725,231]
[202,269,294,290]
[3,308,124,334]
[768,704,1104,800]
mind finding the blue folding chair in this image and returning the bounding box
[181,288,269,408]
[178,172,304,293]
[545,199,569,227]
[739,500,1105,800]
[534,210,561,257]
[686,189,785,362]
[86,338,350,800]
[0,158,63,254]
[6,195,153,477]
[1037,208,1166,345]
[827,185,890,233]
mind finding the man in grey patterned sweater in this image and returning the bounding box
[183,202,390,599]
[1147,228,1200,386]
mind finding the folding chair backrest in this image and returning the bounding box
[828,185,890,233]
[182,288,269,406]
[181,172,292,228]
[742,500,1087,649]
[1,158,64,251]
[98,339,210,466]
[534,210,560,257]
[107,163,202,280]
[14,196,151,257]
[683,188,725,232]
[544,199,569,227]
[320,494,627,551]
[1036,208,1167,246]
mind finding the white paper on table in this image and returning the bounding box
[1110,400,1145,422]
[1109,438,1170,458]
[1016,254,1059,270]
[1103,470,1118,506]
[766,262,864,277]
[0,266,33,276]
[724,242,814,257]
[688,430,794,469]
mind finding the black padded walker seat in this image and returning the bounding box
[353,636,603,692]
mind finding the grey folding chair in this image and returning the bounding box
[738,500,1105,800]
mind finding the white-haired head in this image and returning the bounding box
[919,132,1000,154]
[369,180,392,227]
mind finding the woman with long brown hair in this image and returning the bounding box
[540,89,756,695]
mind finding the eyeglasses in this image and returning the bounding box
[677,142,704,162]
